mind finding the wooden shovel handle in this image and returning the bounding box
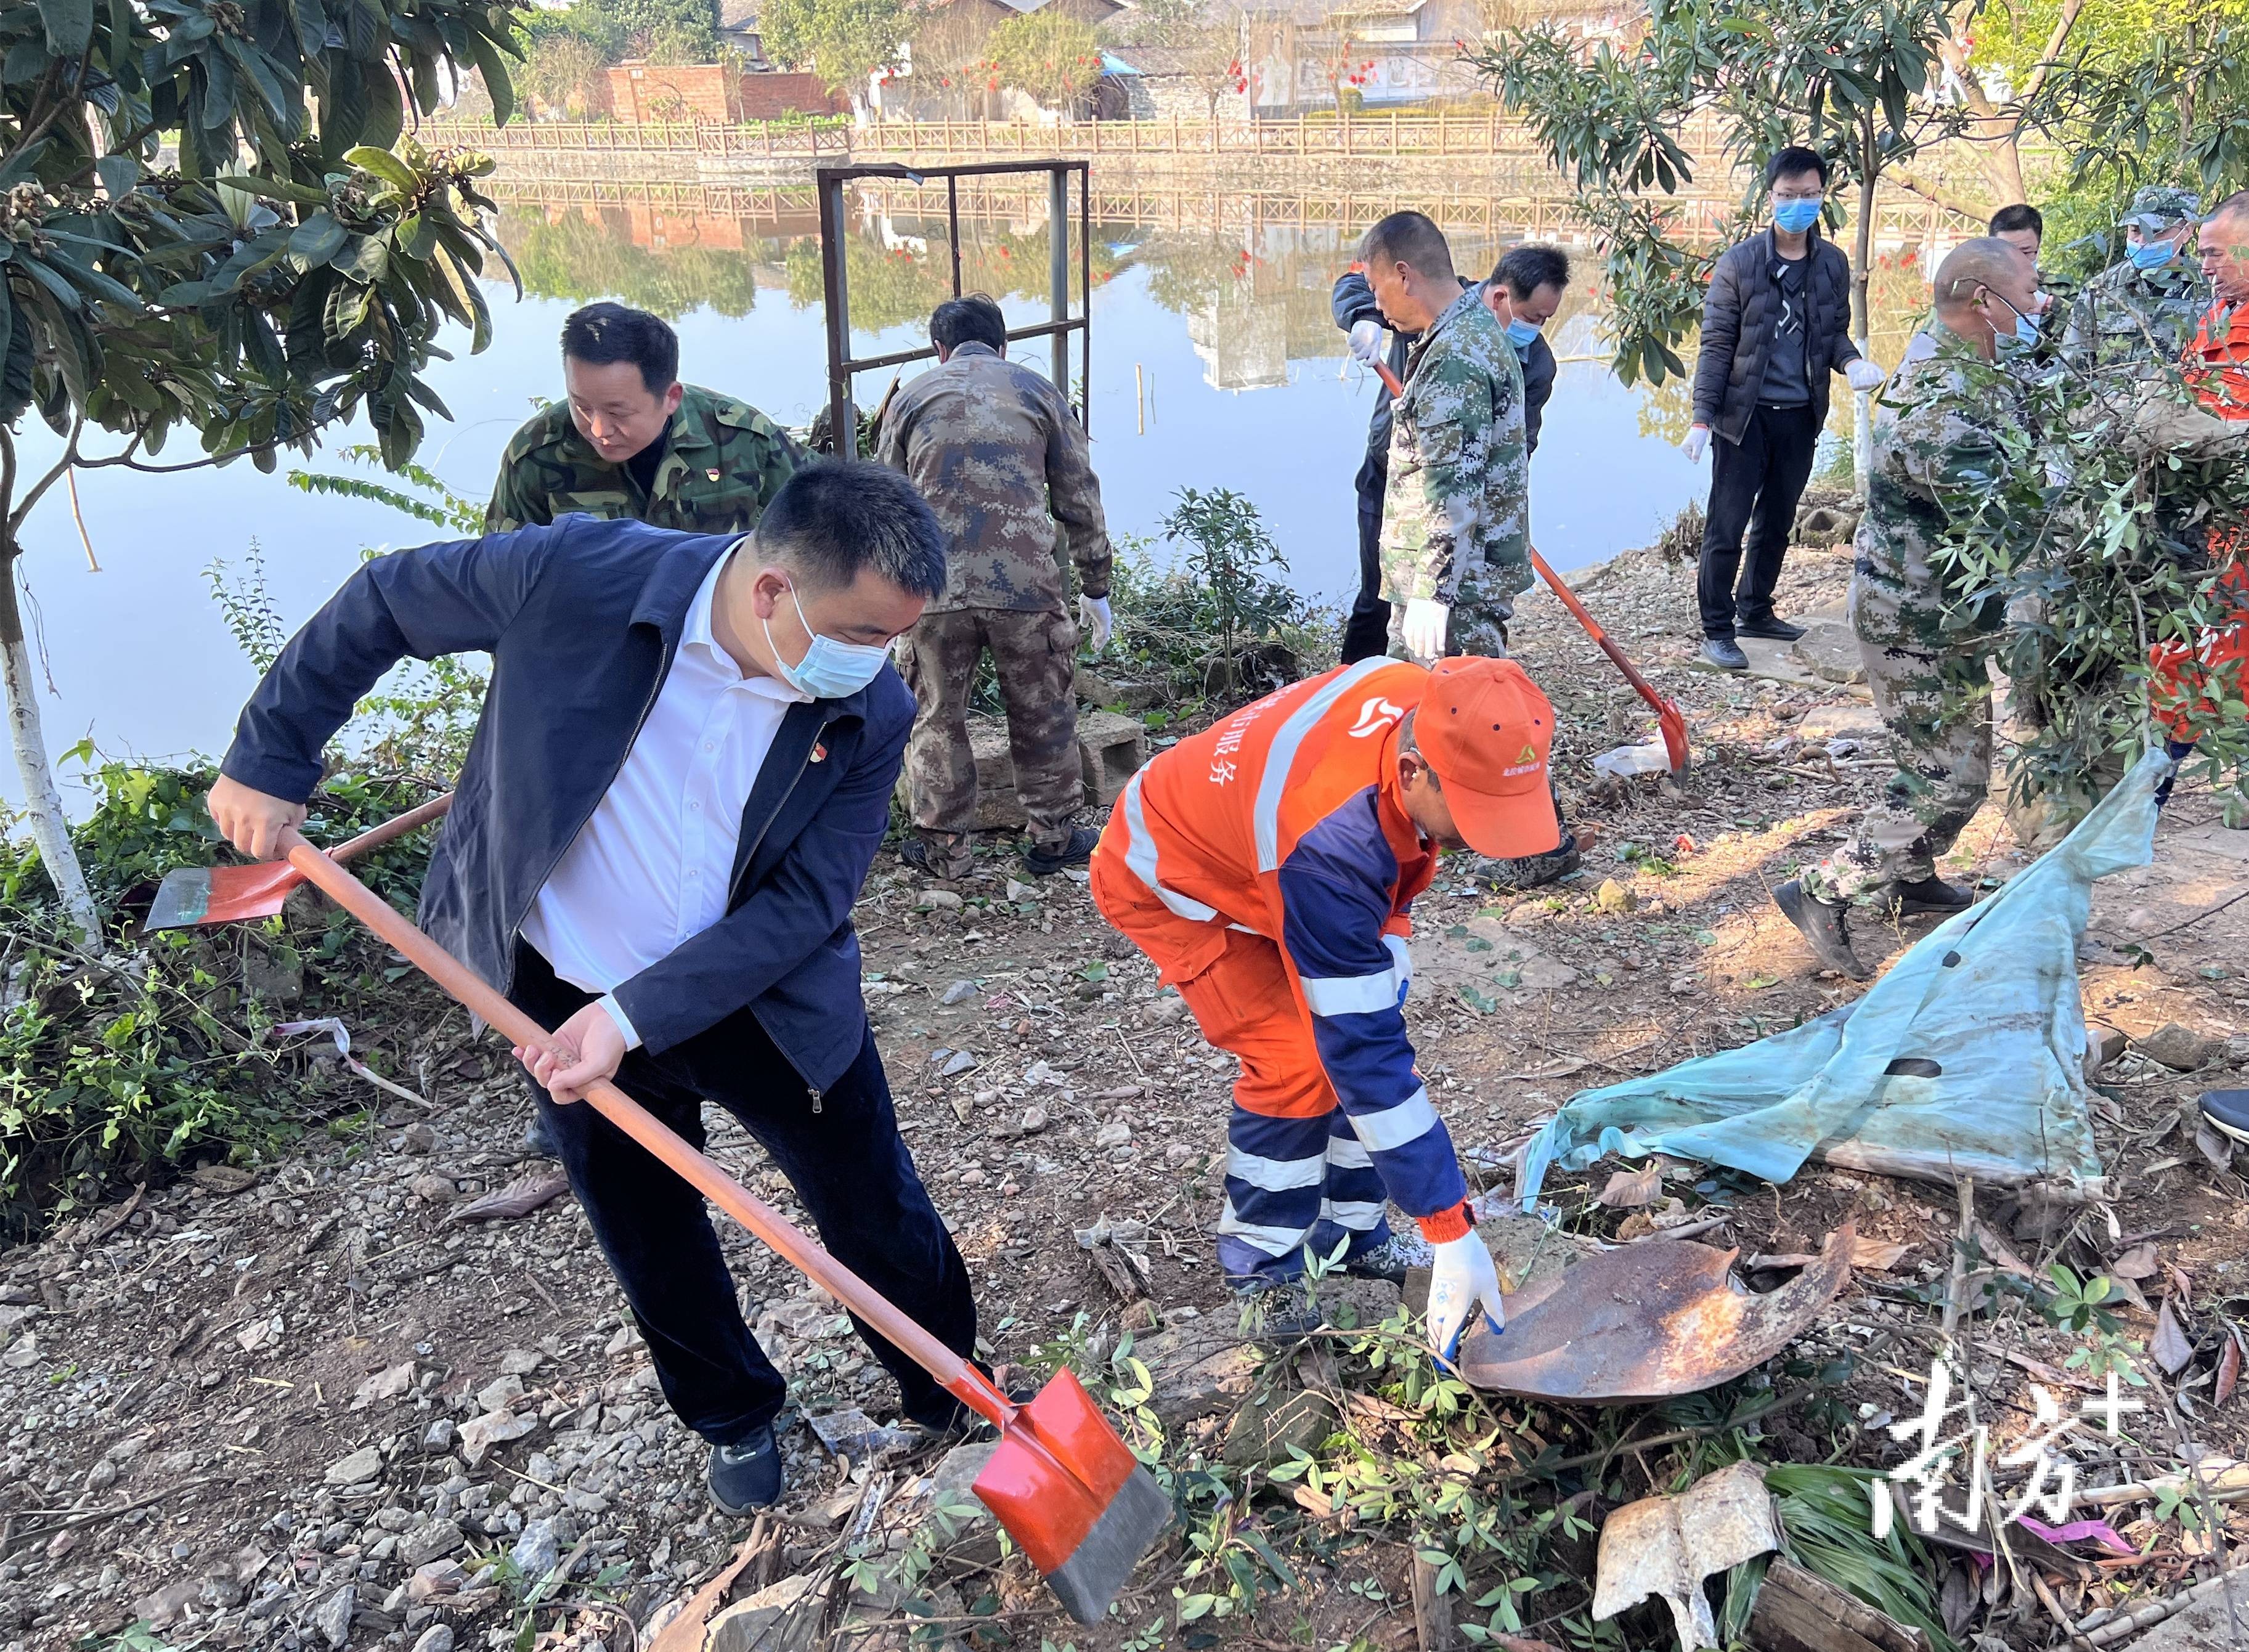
[324,792,455,864]
[277,829,1011,1429]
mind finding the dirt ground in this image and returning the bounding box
[4,535,2248,1652]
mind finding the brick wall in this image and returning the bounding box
[601,63,845,122]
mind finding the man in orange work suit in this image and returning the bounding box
[1090,654,1560,1361]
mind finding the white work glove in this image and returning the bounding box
[1077,593,1113,653]
[1680,425,1709,463]
[1401,597,1449,661]
[1426,1229,1506,1365]
[1845,357,1887,392]
[1348,319,1384,365]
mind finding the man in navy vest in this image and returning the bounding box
[209,463,979,1518]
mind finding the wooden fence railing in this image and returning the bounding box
[419,109,1722,164]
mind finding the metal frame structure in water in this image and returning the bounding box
[815,158,1091,455]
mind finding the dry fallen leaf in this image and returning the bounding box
[2110,1242,2161,1280]
[1596,1162,1663,1208]
[2154,1299,2195,1376]
[2197,1122,2236,1173]
[1851,1237,1912,1272]
[1971,1218,2036,1279]
[2217,1335,2242,1408]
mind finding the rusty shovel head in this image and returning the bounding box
[1459,1221,1855,1403]
[971,1366,1171,1623]
[1657,699,1692,775]
[142,860,307,935]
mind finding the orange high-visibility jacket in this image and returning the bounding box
[1091,657,1466,1222]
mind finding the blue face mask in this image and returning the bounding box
[1505,317,1542,350]
[2014,312,2043,348]
[764,584,893,699]
[2128,236,2177,270]
[1773,198,1823,235]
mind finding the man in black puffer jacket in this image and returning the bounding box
[1682,147,1888,670]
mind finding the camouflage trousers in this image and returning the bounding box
[1801,635,1994,907]
[1386,558,1518,662]
[897,604,1083,872]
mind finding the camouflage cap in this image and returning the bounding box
[2123,184,2203,230]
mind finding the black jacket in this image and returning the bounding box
[1332,271,1555,468]
[1690,227,1861,444]
[221,516,914,1088]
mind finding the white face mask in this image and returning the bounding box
[762,582,892,699]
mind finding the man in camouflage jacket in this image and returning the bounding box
[486,302,800,535]
[2062,186,2211,386]
[877,296,1113,881]
[1778,240,2041,979]
[1361,214,1530,664]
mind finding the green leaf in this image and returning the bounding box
[217,172,334,209]
[96,155,138,200]
[287,211,349,268]
[35,0,92,56]
[465,28,514,127]
[342,142,416,196]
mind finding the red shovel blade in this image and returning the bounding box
[142,860,306,932]
[973,1367,1172,1622]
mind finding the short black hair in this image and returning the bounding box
[2210,189,2249,227]
[756,460,948,600]
[1360,211,1455,281]
[1766,146,1829,189]
[560,303,678,396]
[1491,244,1571,303]
[1990,203,2044,239]
[930,293,1009,353]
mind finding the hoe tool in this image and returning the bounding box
[142,792,453,934]
[259,820,1171,1623]
[1366,356,1690,773]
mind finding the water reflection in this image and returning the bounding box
[14,171,1948,792]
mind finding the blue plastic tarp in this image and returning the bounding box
[1515,749,2171,1202]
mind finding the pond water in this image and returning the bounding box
[12,172,1921,805]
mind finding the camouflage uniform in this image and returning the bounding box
[484,385,803,534]
[876,342,1112,869]
[1802,328,2020,907]
[1380,287,1531,661]
[2060,187,2211,386]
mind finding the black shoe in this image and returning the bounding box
[1023,825,1099,877]
[521,1110,559,1161]
[707,1426,783,1515]
[1341,1232,1431,1285]
[1228,1275,1324,1338]
[2202,1091,2249,1147]
[1773,879,1869,980]
[904,1372,1039,1441]
[1703,638,1750,670]
[1473,831,1581,892]
[1881,875,1975,916]
[900,836,972,881]
[1736,614,1807,641]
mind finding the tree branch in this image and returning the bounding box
[2019,0,2088,105]
[3,420,83,541]
[1888,166,1991,222]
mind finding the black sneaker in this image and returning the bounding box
[1703,637,1750,670]
[1773,879,1869,980]
[707,1425,783,1515]
[1023,825,1099,877]
[1341,1232,1431,1284]
[1228,1275,1324,1339]
[900,836,972,881]
[903,1372,1039,1442]
[2202,1091,2249,1147]
[1473,831,1581,892]
[1881,875,1975,916]
[1736,614,1807,641]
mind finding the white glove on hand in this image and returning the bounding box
[1401,597,1449,661]
[1077,594,1113,653]
[1845,357,1887,392]
[1348,319,1384,365]
[1426,1229,1505,1365]
[1680,425,1709,463]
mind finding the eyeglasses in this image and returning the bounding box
[1772,188,1825,202]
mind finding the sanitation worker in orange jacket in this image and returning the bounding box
[1091,654,1560,1361]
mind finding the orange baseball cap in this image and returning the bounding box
[1414,657,1561,859]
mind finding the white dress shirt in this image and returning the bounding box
[521,543,807,1048]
